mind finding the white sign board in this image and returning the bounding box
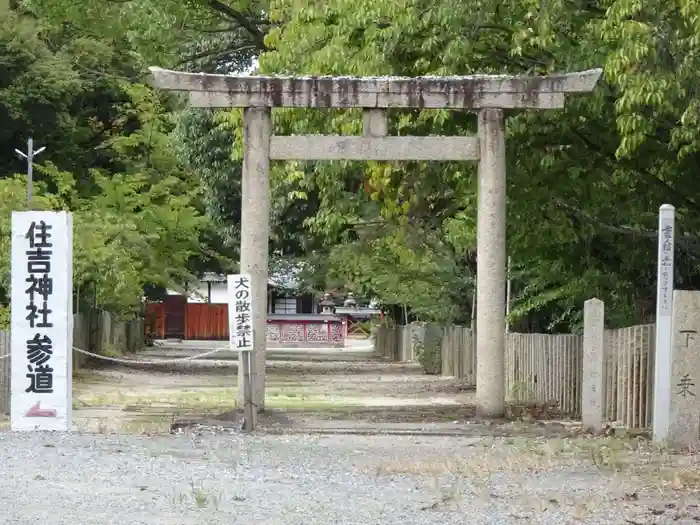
[228,274,253,352]
[11,211,73,431]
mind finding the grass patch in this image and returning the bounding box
[375,436,700,492]
[372,436,700,520]
[170,481,224,510]
[72,370,107,385]
[76,415,174,434]
[73,386,362,412]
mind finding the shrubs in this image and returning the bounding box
[411,322,442,375]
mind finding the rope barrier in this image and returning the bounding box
[0,345,230,364]
[0,342,374,363]
[73,345,234,364]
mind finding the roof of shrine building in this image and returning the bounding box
[197,270,303,290]
[149,67,603,109]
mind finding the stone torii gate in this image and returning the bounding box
[150,66,602,421]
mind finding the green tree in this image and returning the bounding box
[23,0,268,72]
[0,79,214,314]
[257,0,700,328]
[29,0,700,330]
[0,3,228,318]
[0,5,81,178]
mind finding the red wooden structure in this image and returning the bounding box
[146,300,228,340]
[185,303,228,340]
[145,301,345,346]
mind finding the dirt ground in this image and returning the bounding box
[0,341,622,439]
[3,344,700,522]
[63,343,594,443]
[70,355,486,434]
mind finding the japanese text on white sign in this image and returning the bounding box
[228,274,253,352]
[658,219,674,316]
[11,211,73,431]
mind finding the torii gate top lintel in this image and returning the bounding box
[149,67,602,110]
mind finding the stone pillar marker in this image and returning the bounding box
[582,298,605,433]
[148,66,602,425]
[653,203,675,442]
[668,290,700,448]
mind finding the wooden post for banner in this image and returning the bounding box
[228,273,256,431]
[241,348,255,432]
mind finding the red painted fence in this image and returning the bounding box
[145,301,228,340]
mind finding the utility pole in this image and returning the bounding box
[14,138,46,202]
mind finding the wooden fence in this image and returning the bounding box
[505,332,583,416]
[442,325,476,385]
[73,311,144,369]
[0,332,9,417]
[373,323,402,361]
[375,319,656,427]
[185,303,228,340]
[0,311,144,415]
[604,324,655,429]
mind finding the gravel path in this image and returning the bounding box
[1,429,697,525]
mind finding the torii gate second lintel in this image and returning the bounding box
[149,67,602,421]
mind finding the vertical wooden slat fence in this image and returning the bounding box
[185,303,229,340]
[373,317,656,429]
[441,326,476,385]
[400,325,412,361]
[505,333,583,416]
[374,323,399,360]
[0,311,146,415]
[0,333,9,415]
[603,324,655,429]
[72,313,90,370]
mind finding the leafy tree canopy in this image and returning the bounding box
[23,0,268,72]
[15,0,700,330]
[0,1,230,318]
[255,0,700,328]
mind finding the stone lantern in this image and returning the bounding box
[319,293,335,315]
[343,292,357,308]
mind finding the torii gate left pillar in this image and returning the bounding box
[150,67,602,422]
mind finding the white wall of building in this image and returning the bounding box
[208,283,228,304]
[167,279,302,311]
[167,282,228,304]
